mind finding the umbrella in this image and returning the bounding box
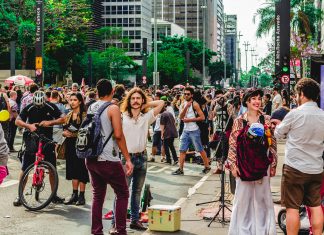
[173,84,185,89]
[5,75,34,86]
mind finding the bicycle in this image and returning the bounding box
[18,131,58,211]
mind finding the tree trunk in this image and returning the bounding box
[22,46,27,69]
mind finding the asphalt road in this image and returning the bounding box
[0,134,210,235]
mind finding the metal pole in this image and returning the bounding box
[185,0,187,36]
[243,41,250,72]
[154,0,158,91]
[202,1,207,88]
[250,47,255,68]
[10,41,15,76]
[173,0,176,23]
[236,32,243,82]
[224,14,226,86]
[197,0,199,40]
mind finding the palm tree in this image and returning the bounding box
[254,0,322,40]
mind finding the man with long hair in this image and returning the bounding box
[119,87,164,231]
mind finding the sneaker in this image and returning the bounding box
[13,196,22,207]
[148,157,155,162]
[172,168,184,175]
[52,195,65,204]
[172,161,178,166]
[103,210,114,220]
[130,220,147,231]
[202,167,211,174]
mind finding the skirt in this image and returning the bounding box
[228,171,277,235]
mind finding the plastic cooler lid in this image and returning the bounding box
[148,205,181,210]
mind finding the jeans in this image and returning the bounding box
[179,129,204,152]
[119,152,147,222]
[86,160,129,235]
[163,137,178,163]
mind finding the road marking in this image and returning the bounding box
[147,166,169,173]
[147,166,156,171]
[174,197,187,206]
[187,175,210,197]
[0,180,19,188]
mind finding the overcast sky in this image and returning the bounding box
[224,0,271,71]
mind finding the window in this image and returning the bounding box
[129,18,134,27]
[135,18,141,27]
[129,5,134,14]
[135,5,141,14]
[135,30,141,39]
[117,6,122,14]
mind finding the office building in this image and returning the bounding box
[152,0,224,53]
[225,14,237,81]
[90,0,152,61]
[151,19,185,40]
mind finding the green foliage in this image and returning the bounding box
[147,48,186,87]
[82,47,138,84]
[157,36,217,73]
[208,61,233,85]
[239,66,273,88]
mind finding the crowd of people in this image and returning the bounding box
[0,78,322,235]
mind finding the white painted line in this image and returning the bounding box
[0,180,19,188]
[174,197,187,206]
[147,166,156,171]
[187,175,210,198]
[147,166,169,173]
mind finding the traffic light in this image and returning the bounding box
[282,56,289,74]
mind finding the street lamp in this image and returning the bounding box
[223,14,227,87]
[201,2,207,88]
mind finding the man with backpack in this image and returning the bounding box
[85,79,133,235]
[274,78,324,235]
[0,85,11,143]
[172,87,211,175]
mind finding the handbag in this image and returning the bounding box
[57,140,66,160]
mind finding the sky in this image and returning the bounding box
[223,0,271,71]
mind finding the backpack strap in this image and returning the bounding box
[96,102,113,150]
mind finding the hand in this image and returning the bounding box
[270,167,276,177]
[28,123,38,132]
[0,166,8,184]
[39,120,52,127]
[231,167,240,178]
[63,130,73,138]
[125,160,133,176]
[182,118,192,123]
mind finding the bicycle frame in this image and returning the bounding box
[32,141,45,187]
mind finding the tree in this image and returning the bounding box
[147,48,186,87]
[254,0,322,40]
[95,26,130,48]
[208,61,233,85]
[157,36,217,73]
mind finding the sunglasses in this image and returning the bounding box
[184,93,191,96]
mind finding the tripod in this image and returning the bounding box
[196,106,232,227]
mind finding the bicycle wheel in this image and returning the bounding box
[277,209,287,235]
[19,161,58,211]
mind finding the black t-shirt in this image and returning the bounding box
[19,102,62,138]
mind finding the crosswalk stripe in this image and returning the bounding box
[0,180,19,188]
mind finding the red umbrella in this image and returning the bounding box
[5,75,34,86]
[173,84,185,89]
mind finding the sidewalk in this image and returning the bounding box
[142,142,286,235]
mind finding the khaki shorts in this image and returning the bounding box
[281,164,324,209]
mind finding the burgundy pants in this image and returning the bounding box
[86,159,129,235]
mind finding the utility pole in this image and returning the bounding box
[35,0,44,86]
[154,0,158,91]
[250,47,255,68]
[243,41,250,73]
[202,1,207,88]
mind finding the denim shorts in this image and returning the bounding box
[179,129,204,152]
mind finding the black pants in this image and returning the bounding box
[163,137,178,163]
[8,119,17,149]
[1,121,9,144]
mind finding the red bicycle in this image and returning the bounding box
[18,131,58,211]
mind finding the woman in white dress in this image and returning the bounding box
[227,89,277,235]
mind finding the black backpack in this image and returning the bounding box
[0,94,8,111]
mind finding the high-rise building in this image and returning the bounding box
[225,15,237,81]
[152,0,223,53]
[91,0,152,61]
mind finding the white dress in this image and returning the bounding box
[228,170,277,235]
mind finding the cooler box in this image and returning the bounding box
[148,205,181,232]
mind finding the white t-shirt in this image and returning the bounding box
[181,101,199,132]
[272,94,282,113]
[123,109,156,153]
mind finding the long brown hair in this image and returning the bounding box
[120,87,149,117]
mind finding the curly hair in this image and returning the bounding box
[120,87,149,117]
[295,78,320,101]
